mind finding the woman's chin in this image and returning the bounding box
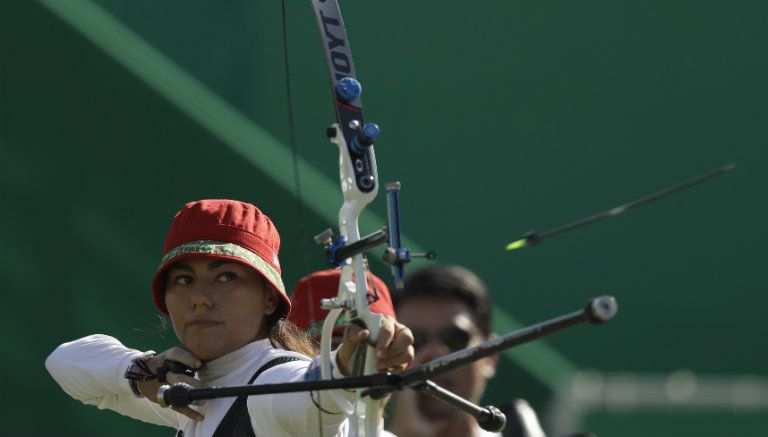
[180,331,263,361]
[184,340,233,361]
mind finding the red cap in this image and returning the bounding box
[151,199,289,317]
[287,269,396,338]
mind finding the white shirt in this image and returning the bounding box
[46,334,356,437]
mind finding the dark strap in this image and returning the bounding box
[248,356,304,384]
[211,357,304,437]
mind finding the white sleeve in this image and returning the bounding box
[248,350,356,436]
[45,334,181,428]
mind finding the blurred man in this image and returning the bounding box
[389,265,546,437]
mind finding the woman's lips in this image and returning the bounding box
[187,319,222,328]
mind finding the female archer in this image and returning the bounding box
[46,199,414,437]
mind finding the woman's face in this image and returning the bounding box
[164,257,277,361]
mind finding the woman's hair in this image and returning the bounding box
[264,280,319,357]
[266,313,319,357]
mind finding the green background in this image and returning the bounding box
[1,0,765,435]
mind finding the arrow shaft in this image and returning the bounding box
[510,163,736,249]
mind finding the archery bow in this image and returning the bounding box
[307,1,386,435]
[158,2,619,436]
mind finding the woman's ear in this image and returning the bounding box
[264,289,278,316]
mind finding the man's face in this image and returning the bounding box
[396,296,496,420]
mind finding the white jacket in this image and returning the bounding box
[46,334,355,437]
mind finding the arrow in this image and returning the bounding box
[506,163,736,251]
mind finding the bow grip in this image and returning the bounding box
[349,311,383,346]
[347,311,383,376]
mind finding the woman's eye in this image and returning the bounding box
[216,271,238,282]
[173,274,193,285]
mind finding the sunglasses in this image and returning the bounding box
[411,325,475,353]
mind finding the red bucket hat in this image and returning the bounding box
[287,269,396,338]
[151,199,289,317]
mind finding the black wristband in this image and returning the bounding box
[124,354,158,399]
[124,354,158,382]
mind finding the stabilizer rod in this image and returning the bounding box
[158,296,618,412]
[412,380,507,432]
[365,295,617,398]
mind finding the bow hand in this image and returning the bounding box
[337,316,415,376]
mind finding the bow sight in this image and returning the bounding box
[313,180,436,289]
[311,78,436,290]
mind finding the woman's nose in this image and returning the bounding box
[189,285,214,310]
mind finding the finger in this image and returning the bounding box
[383,325,414,357]
[163,348,203,370]
[374,317,396,358]
[345,322,369,344]
[165,373,205,388]
[337,324,370,375]
[376,347,414,373]
[340,324,369,356]
[380,345,414,371]
[171,406,204,422]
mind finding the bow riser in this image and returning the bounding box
[333,122,383,437]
